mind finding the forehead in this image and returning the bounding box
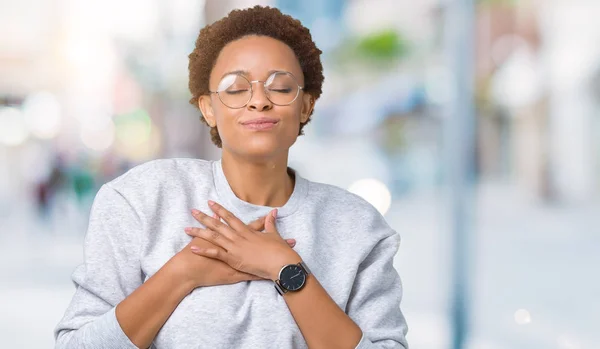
[210,35,303,83]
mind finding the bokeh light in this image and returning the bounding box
[22,91,63,139]
[0,107,29,146]
[80,117,116,152]
[348,178,392,215]
[514,309,532,325]
[113,109,160,161]
[115,109,152,148]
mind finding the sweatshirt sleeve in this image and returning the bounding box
[54,184,143,349]
[347,230,409,349]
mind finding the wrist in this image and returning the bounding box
[165,256,197,293]
[268,249,302,281]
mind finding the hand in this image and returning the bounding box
[171,214,297,289]
[185,201,302,280]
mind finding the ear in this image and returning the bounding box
[198,95,216,127]
[300,93,314,123]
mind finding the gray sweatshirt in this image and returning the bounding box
[54,158,408,349]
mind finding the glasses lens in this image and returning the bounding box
[217,74,251,108]
[265,72,299,106]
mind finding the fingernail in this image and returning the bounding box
[272,209,278,219]
[184,227,192,233]
[191,246,200,252]
[208,200,215,206]
[191,209,200,215]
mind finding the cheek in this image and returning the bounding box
[281,109,303,134]
[213,107,240,129]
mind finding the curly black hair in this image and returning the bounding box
[188,5,324,148]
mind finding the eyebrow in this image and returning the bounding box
[219,69,291,80]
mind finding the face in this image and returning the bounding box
[198,35,314,159]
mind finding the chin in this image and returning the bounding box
[243,144,283,158]
[233,137,293,159]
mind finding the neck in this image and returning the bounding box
[220,150,294,207]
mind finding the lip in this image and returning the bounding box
[241,117,279,125]
[240,117,279,130]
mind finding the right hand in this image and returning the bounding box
[169,214,296,289]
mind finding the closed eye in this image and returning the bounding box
[268,88,293,93]
[225,90,249,95]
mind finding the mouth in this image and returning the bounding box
[240,118,279,131]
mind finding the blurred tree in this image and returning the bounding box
[333,29,409,70]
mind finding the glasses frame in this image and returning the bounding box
[208,71,304,109]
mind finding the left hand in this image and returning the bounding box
[185,201,301,280]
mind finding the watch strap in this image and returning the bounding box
[274,279,287,295]
[298,260,311,275]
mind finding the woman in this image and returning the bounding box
[55,6,408,349]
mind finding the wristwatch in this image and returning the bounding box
[274,261,311,296]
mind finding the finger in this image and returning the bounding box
[207,201,249,234]
[285,239,296,247]
[190,240,226,253]
[247,216,266,232]
[190,245,229,264]
[185,227,233,251]
[191,209,239,242]
[264,209,280,235]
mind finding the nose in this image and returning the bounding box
[247,82,273,112]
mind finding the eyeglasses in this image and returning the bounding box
[209,71,304,109]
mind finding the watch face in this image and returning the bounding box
[279,264,306,291]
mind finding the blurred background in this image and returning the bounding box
[1,0,599,348]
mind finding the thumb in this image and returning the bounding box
[264,209,279,235]
[247,216,266,232]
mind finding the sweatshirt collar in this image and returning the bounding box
[212,159,308,220]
